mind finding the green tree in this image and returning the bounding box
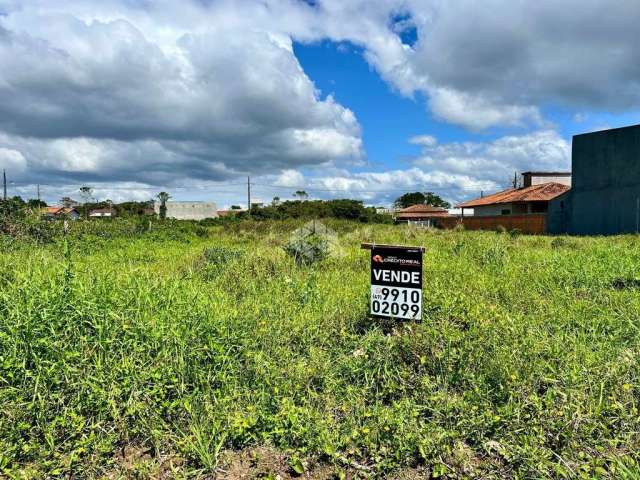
[394,191,451,209]
[79,186,94,218]
[157,192,170,220]
[27,199,47,209]
[294,190,308,200]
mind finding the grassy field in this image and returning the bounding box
[1,219,640,478]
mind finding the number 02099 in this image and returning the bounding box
[370,285,422,320]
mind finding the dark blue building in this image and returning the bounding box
[548,124,640,235]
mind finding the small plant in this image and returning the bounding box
[202,246,243,267]
[283,233,330,265]
[479,242,509,269]
[551,237,578,249]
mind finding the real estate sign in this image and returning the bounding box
[370,245,423,320]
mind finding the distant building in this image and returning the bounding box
[395,204,451,227]
[153,201,218,220]
[376,207,397,215]
[548,124,640,235]
[44,206,80,220]
[89,208,116,218]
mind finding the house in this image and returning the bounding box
[153,201,218,220]
[548,124,640,235]
[394,204,451,227]
[89,208,116,218]
[44,206,80,220]
[445,172,571,234]
[457,181,570,217]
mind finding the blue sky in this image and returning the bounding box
[1,1,639,207]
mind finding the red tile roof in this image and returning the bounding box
[456,182,570,208]
[44,206,78,215]
[396,204,451,219]
[398,204,449,214]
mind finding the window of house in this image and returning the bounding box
[531,202,548,213]
[501,209,511,215]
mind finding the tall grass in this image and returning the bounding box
[1,220,639,477]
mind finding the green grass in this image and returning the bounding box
[1,219,640,478]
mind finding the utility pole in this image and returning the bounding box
[513,171,518,189]
[247,176,251,213]
[2,169,6,201]
[37,184,41,204]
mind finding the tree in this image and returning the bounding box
[79,186,94,218]
[424,192,451,209]
[394,191,451,209]
[157,191,170,220]
[272,196,281,206]
[294,190,308,200]
[79,186,93,203]
[231,205,242,210]
[27,199,47,208]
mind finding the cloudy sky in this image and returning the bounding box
[1,0,639,207]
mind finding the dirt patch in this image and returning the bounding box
[216,446,336,479]
[105,445,184,479]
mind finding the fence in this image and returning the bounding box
[437,214,547,234]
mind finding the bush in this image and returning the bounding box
[0,209,57,244]
[283,233,330,265]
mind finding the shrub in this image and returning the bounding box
[283,233,330,265]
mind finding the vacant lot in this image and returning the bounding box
[1,220,639,478]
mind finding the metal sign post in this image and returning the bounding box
[362,243,424,321]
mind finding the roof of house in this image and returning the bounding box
[399,204,449,213]
[456,182,570,208]
[45,206,78,215]
[396,204,451,218]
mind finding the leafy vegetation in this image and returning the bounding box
[241,199,393,223]
[393,192,451,209]
[1,219,639,478]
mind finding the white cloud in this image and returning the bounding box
[274,169,305,187]
[0,1,363,188]
[409,135,437,147]
[289,129,570,206]
[1,0,637,204]
[428,88,544,131]
[0,147,27,172]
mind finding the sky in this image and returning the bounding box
[1,0,640,208]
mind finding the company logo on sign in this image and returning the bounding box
[372,254,384,263]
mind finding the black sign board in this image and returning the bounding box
[370,245,423,320]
